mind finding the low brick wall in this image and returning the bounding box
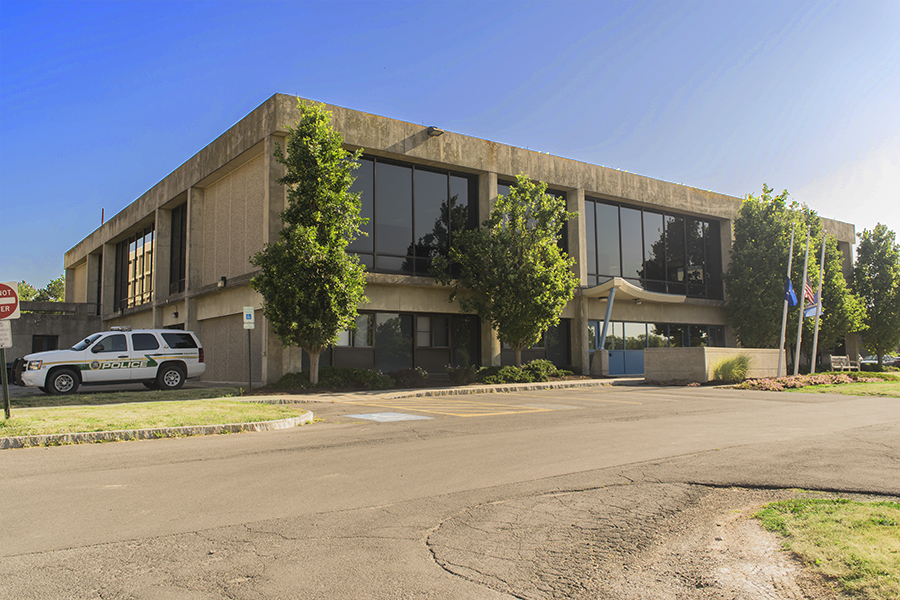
[644,347,783,383]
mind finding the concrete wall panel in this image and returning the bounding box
[200,312,263,384]
[200,154,265,286]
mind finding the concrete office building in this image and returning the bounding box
[63,94,857,384]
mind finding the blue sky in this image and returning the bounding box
[2,0,898,288]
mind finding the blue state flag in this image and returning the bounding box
[784,278,798,307]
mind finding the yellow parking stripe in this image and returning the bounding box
[511,392,643,405]
[341,397,551,418]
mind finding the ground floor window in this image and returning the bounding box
[31,335,58,353]
[588,321,725,350]
[306,312,480,374]
[500,320,571,368]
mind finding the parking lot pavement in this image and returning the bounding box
[2,384,897,599]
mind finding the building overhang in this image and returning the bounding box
[579,277,687,304]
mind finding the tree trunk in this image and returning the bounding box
[514,347,522,367]
[307,348,322,385]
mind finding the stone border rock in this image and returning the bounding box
[0,411,313,450]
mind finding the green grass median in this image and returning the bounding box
[1,397,303,439]
[788,380,900,397]
[756,497,900,600]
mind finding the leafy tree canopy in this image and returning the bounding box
[250,101,367,384]
[724,185,864,359]
[852,223,900,366]
[436,174,579,366]
[18,275,64,302]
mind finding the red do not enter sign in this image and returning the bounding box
[0,282,20,320]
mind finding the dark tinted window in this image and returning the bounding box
[620,207,643,281]
[132,333,160,351]
[376,162,413,257]
[595,202,620,278]
[161,332,198,349]
[94,334,127,353]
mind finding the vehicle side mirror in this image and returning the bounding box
[92,344,104,354]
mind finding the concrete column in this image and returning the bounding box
[720,218,733,302]
[572,295,590,374]
[477,172,499,366]
[261,314,284,385]
[184,296,200,336]
[100,242,117,321]
[84,252,102,311]
[265,134,288,244]
[478,172,497,225]
[481,321,501,367]
[152,207,172,328]
[568,188,587,285]
[260,135,287,385]
[64,267,78,303]
[186,187,204,291]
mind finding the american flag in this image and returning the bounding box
[803,277,816,305]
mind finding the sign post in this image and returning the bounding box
[1,281,21,419]
[243,307,255,393]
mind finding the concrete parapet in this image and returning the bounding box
[644,347,782,383]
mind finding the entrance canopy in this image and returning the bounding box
[580,277,687,304]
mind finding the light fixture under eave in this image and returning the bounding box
[634,299,642,305]
[426,126,444,137]
[172,311,179,319]
[217,276,226,288]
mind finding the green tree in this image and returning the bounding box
[436,174,579,367]
[18,275,65,302]
[852,223,900,367]
[17,281,39,302]
[724,185,796,348]
[250,101,368,384]
[724,185,864,365]
[36,275,65,301]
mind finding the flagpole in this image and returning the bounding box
[809,237,826,374]
[793,231,811,376]
[778,225,795,377]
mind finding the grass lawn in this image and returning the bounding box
[756,497,900,600]
[0,399,304,438]
[9,386,243,408]
[787,381,900,397]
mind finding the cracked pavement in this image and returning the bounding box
[1,385,897,599]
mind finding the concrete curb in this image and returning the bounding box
[0,411,314,450]
[250,377,643,405]
[368,378,629,399]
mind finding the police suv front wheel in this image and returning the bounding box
[47,368,80,395]
[157,364,186,391]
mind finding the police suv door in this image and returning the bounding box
[129,331,163,382]
[83,333,134,383]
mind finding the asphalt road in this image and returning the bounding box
[1,384,898,599]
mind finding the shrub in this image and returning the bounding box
[273,367,392,390]
[479,365,533,384]
[523,358,571,380]
[388,367,429,388]
[272,372,314,390]
[713,354,752,383]
[446,365,478,385]
[475,360,572,385]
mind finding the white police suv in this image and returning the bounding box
[16,327,206,395]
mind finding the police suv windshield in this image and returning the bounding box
[71,333,103,351]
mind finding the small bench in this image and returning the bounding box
[830,355,859,371]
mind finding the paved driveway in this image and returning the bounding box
[1,384,897,599]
